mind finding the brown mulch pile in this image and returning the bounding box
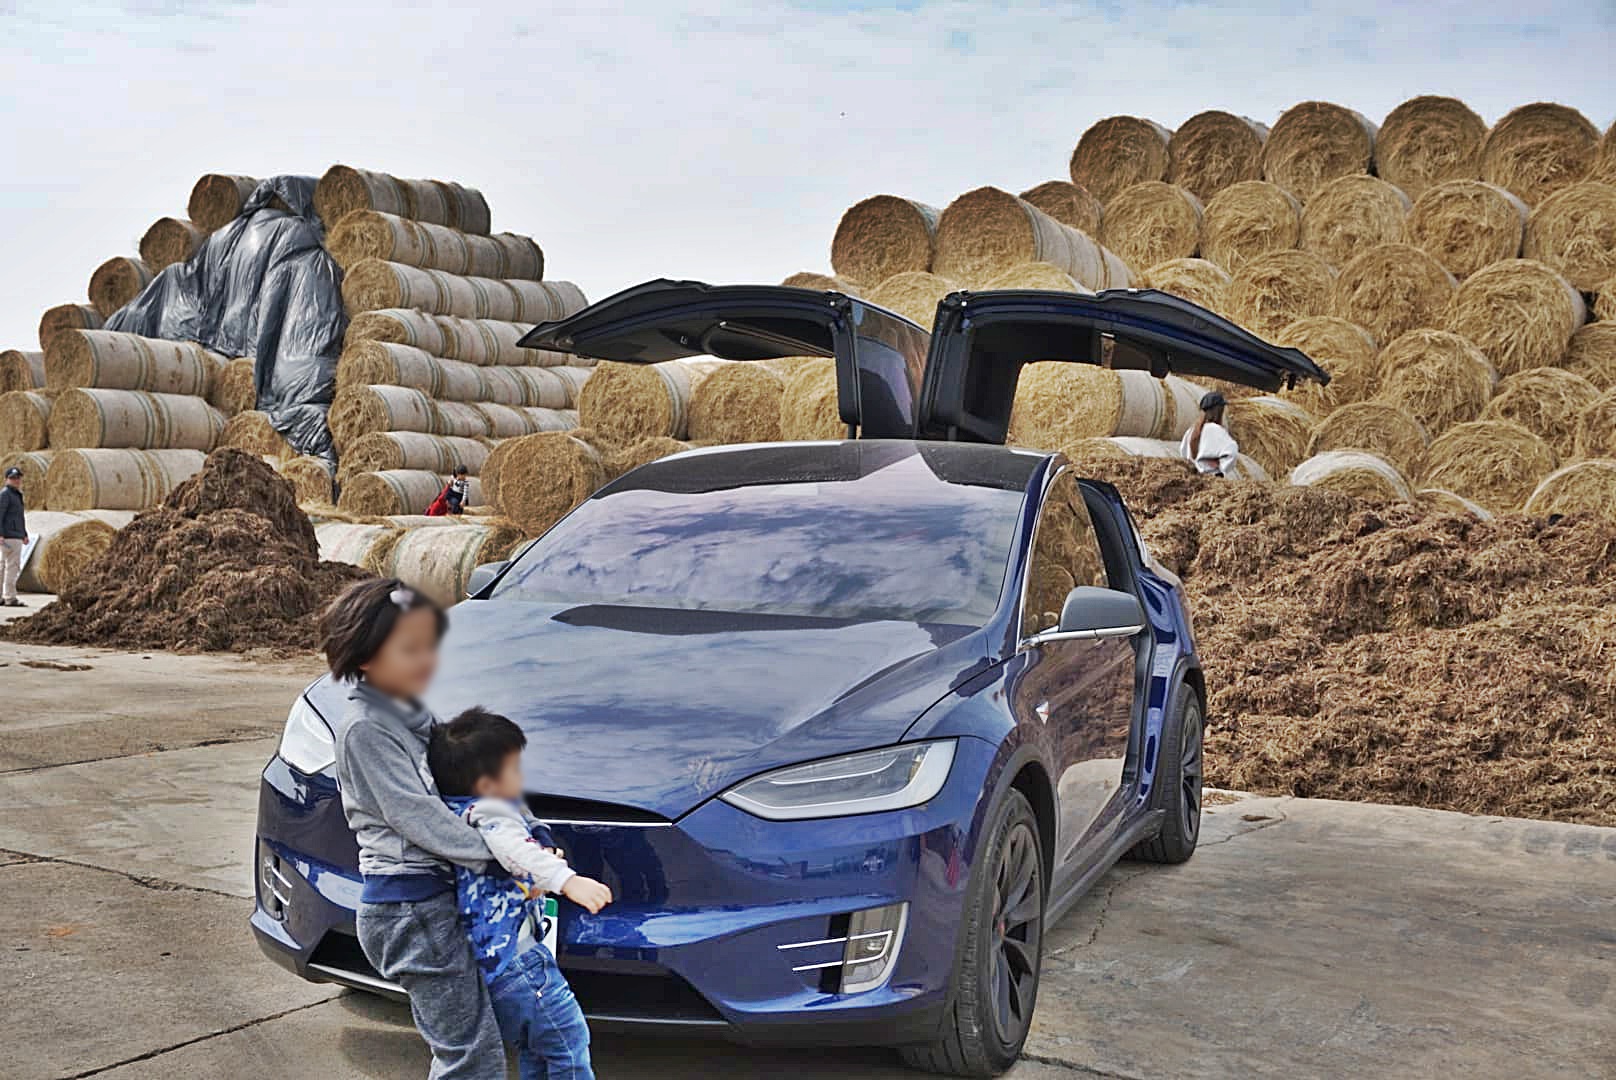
[1083,458,1616,826]
[5,449,370,653]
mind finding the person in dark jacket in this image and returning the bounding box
[1,466,27,607]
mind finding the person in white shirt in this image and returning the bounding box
[1180,391,1239,476]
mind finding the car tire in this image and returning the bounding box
[1128,680,1203,864]
[900,789,1043,1077]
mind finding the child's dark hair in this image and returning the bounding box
[319,577,448,682]
[428,707,527,796]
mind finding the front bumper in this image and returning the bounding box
[251,737,998,1045]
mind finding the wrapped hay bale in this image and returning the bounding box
[1273,316,1379,414]
[867,271,959,327]
[340,259,584,323]
[1524,460,1616,521]
[435,315,578,367]
[87,256,153,319]
[1289,450,1413,503]
[829,196,940,286]
[345,307,448,354]
[1522,182,1616,292]
[327,210,543,279]
[467,404,575,440]
[1201,181,1302,273]
[278,455,335,505]
[341,432,492,478]
[1261,102,1377,204]
[0,450,52,492]
[15,512,119,594]
[779,359,842,441]
[1008,366,1181,448]
[1443,259,1586,376]
[48,388,224,451]
[1332,243,1457,345]
[339,470,484,517]
[576,359,727,442]
[328,384,437,451]
[1068,116,1172,204]
[1483,367,1601,459]
[0,349,45,394]
[1226,396,1314,478]
[781,271,858,294]
[494,431,607,535]
[138,217,206,272]
[1299,175,1411,267]
[1375,328,1497,435]
[37,303,102,351]
[1420,420,1558,513]
[378,523,525,607]
[1225,250,1336,338]
[315,165,491,234]
[1305,400,1428,475]
[1018,181,1103,238]
[688,363,785,444]
[1562,323,1616,390]
[188,174,257,231]
[1419,488,1492,519]
[219,410,294,459]
[1373,96,1488,199]
[934,187,1124,290]
[605,436,693,481]
[1100,182,1203,270]
[44,330,220,396]
[1167,111,1268,203]
[1135,258,1229,314]
[1404,180,1527,279]
[1479,102,1600,204]
[44,448,206,510]
[982,261,1089,292]
[338,340,463,396]
[0,390,54,452]
[209,357,256,415]
[1575,390,1616,459]
[315,521,401,570]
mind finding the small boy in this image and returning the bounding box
[428,707,612,1080]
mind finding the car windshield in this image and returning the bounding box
[496,448,1024,626]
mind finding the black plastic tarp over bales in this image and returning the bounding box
[107,175,345,460]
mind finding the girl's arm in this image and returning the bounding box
[341,722,492,869]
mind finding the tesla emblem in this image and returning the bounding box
[1035,701,1050,723]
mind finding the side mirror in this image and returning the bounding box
[465,561,510,599]
[1023,586,1146,646]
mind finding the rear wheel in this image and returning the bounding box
[1129,681,1203,864]
[901,790,1043,1077]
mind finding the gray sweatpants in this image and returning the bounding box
[358,893,507,1080]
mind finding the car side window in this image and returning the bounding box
[1021,469,1110,638]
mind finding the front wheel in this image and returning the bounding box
[901,790,1043,1077]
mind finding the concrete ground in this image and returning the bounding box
[1,630,1613,1080]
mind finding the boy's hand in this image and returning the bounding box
[561,875,612,914]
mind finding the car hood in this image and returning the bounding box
[423,599,996,819]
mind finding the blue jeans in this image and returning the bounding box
[488,945,594,1080]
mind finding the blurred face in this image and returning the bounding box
[360,606,440,699]
[471,750,526,801]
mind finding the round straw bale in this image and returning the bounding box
[345,308,448,355]
[326,210,541,279]
[1008,366,1178,448]
[48,388,224,451]
[1575,390,1616,459]
[1305,400,1428,474]
[688,363,785,444]
[219,410,294,459]
[138,217,206,273]
[1225,395,1315,478]
[1300,175,1411,267]
[1522,182,1616,292]
[1418,488,1491,519]
[337,340,449,394]
[1483,367,1601,458]
[432,316,570,368]
[604,437,692,481]
[1289,450,1412,503]
[340,259,582,322]
[15,512,117,594]
[341,432,491,478]
[1374,96,1487,199]
[576,358,727,442]
[1333,243,1457,345]
[44,448,206,511]
[478,437,521,507]
[0,390,54,452]
[1201,181,1302,273]
[431,401,494,440]
[1374,328,1497,435]
[1101,182,1203,270]
[1524,459,1616,520]
[1135,258,1229,314]
[315,522,401,569]
[982,262,1089,293]
[934,187,1119,290]
[1443,259,1586,376]
[339,470,483,517]
[316,166,488,232]
[378,523,522,606]
[1068,116,1172,204]
[829,196,939,285]
[1167,111,1268,203]
[1404,180,1527,279]
[87,257,153,319]
[1262,102,1377,204]
[1562,323,1616,390]
[1479,102,1600,204]
[188,174,257,231]
[0,349,45,394]
[0,450,52,492]
[1273,316,1379,413]
[279,455,335,505]
[494,431,607,535]
[867,271,959,327]
[1598,121,1616,183]
[37,303,102,352]
[1226,250,1337,338]
[1420,419,1558,513]
[45,331,219,396]
[208,357,256,415]
[780,271,858,295]
[1018,181,1103,238]
[328,385,437,452]
[1596,277,1616,322]
[779,359,843,441]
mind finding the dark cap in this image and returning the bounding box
[1199,391,1227,411]
[3,467,22,479]
[452,464,469,476]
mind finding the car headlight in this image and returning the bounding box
[720,741,956,821]
[279,696,336,775]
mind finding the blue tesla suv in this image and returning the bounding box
[253,281,1325,1074]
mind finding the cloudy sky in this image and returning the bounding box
[1,1,1612,347]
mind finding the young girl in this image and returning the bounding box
[1180,390,1240,477]
[319,577,505,1079]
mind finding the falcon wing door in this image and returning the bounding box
[914,288,1330,443]
[520,279,928,437]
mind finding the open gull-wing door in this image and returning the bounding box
[520,279,929,438]
[914,288,1330,443]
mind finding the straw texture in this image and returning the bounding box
[1167,111,1268,203]
[326,210,542,279]
[1289,450,1412,503]
[0,349,45,395]
[138,217,206,272]
[1299,175,1410,267]
[1420,420,1558,513]
[688,363,785,445]
[1273,316,1379,414]
[47,388,224,451]
[45,330,221,396]
[935,187,1125,290]
[1262,102,1377,203]
[1018,181,1103,238]
[1069,116,1172,203]
[1226,250,1337,338]
[1405,180,1527,279]
[1484,366,1601,459]
[316,166,491,234]
[1479,103,1600,204]
[1375,328,1497,435]
[1101,182,1203,270]
[1443,259,1586,376]
[0,390,53,452]
[87,257,153,318]
[37,303,102,352]
[1522,182,1616,292]
[1201,181,1302,272]
[341,259,585,322]
[1332,243,1457,346]
[1373,96,1487,199]
[44,448,207,510]
[830,196,939,285]
[188,174,257,231]
[1305,400,1428,475]
[1524,460,1616,521]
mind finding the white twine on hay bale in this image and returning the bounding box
[1373,96,1488,200]
[1018,181,1103,239]
[1069,116,1172,204]
[1167,111,1268,204]
[1305,400,1429,476]
[1289,449,1413,503]
[1418,487,1492,520]
[340,260,586,323]
[1299,175,1411,268]
[47,388,225,452]
[1404,180,1527,280]
[339,432,492,479]
[377,523,526,607]
[1442,258,1586,377]
[338,470,485,518]
[316,522,402,570]
[1100,182,1203,271]
[1332,243,1457,347]
[45,330,223,397]
[0,390,53,453]
[1522,181,1616,293]
[1008,366,1194,448]
[316,165,491,234]
[1479,102,1600,205]
[1261,102,1377,204]
[327,210,543,279]
[576,359,727,443]
[44,448,206,511]
[830,196,940,286]
[1200,181,1302,273]
[1523,459,1616,522]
